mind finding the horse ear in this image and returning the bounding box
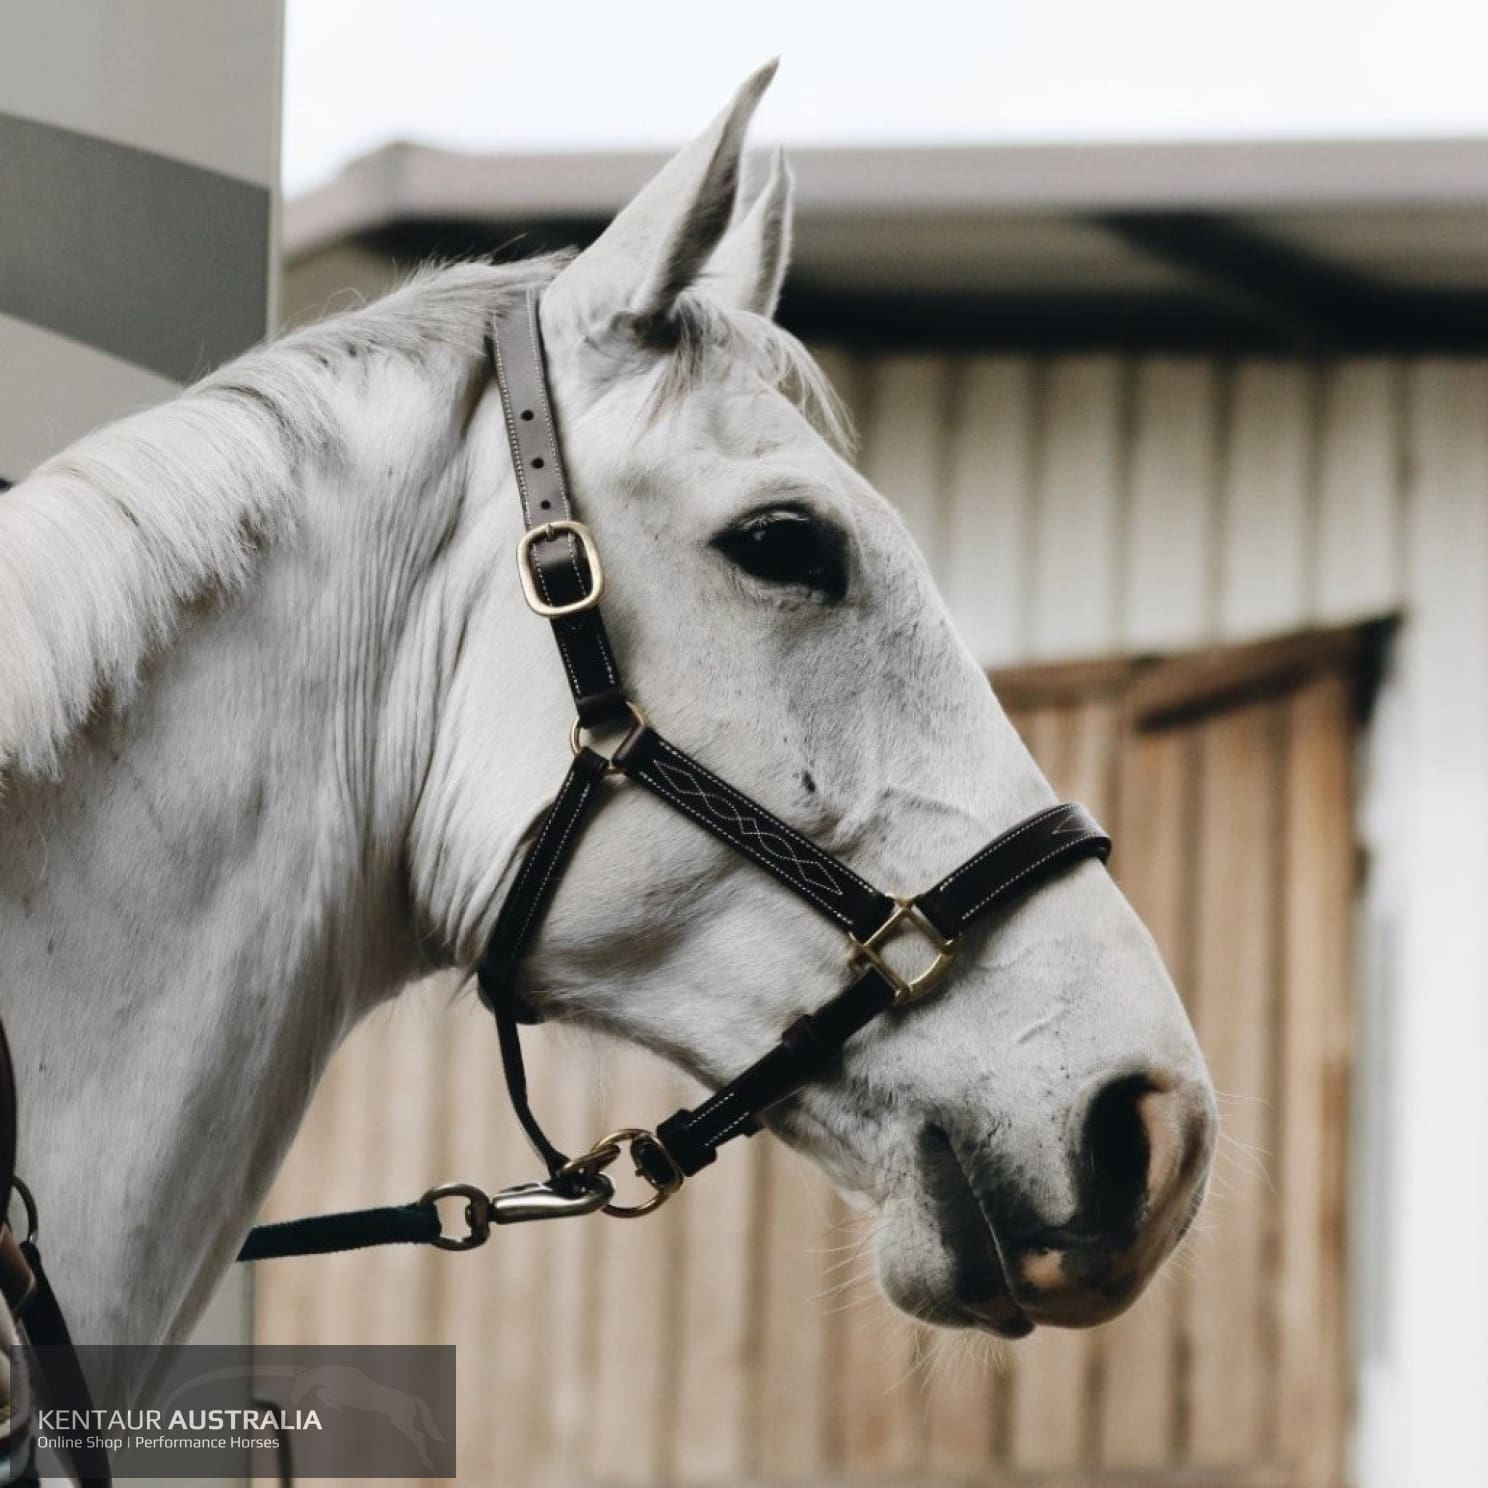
[701,149,793,319]
[544,61,778,338]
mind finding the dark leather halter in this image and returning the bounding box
[243,286,1110,1255]
[465,288,1113,1211]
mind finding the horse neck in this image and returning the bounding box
[0,439,493,1357]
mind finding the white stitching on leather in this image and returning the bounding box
[552,634,587,699]
[650,755,846,898]
[639,769,852,927]
[508,768,598,951]
[691,1088,738,1124]
[526,292,573,511]
[652,739,882,900]
[506,766,580,905]
[710,1110,758,1144]
[521,295,618,691]
[957,838,1097,922]
[493,318,558,612]
[935,803,1076,893]
[521,298,598,646]
[496,300,619,694]
[491,330,536,522]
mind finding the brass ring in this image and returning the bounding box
[557,1128,683,1219]
[569,701,647,769]
[556,1141,623,1183]
[593,1128,685,1219]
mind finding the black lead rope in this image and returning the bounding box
[237,1204,441,1262]
[235,744,615,1263]
[235,287,1111,1264]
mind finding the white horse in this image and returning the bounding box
[0,65,1213,1401]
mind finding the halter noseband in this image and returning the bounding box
[473,288,1113,1212]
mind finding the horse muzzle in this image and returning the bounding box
[893,1068,1216,1335]
[999,1072,1216,1327]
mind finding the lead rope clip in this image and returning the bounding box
[420,1174,616,1249]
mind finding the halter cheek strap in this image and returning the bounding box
[475,288,1112,1195]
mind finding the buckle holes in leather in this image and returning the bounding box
[532,456,545,469]
[521,409,535,421]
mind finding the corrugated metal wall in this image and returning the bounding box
[825,350,1411,662]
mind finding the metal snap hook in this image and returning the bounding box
[489,1175,616,1224]
[419,1182,494,1251]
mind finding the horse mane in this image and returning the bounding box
[0,254,847,781]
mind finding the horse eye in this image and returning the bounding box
[711,509,848,602]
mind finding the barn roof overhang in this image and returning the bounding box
[285,137,1488,353]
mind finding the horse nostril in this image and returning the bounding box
[1079,1070,1214,1255]
[1080,1074,1160,1246]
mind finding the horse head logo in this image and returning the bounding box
[290,1365,446,1470]
[158,1359,449,1472]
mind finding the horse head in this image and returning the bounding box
[410,65,1216,1335]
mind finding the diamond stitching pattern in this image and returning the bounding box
[651,758,845,898]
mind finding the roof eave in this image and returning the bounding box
[285,136,1488,263]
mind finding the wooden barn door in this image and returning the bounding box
[255,625,1364,1488]
[988,626,1362,1488]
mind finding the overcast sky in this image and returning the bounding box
[284,0,1488,197]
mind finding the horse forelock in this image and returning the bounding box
[648,292,854,455]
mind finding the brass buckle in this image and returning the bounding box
[516,520,606,619]
[850,898,960,1006]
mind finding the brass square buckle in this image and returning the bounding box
[516,520,606,619]
[850,898,960,1006]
